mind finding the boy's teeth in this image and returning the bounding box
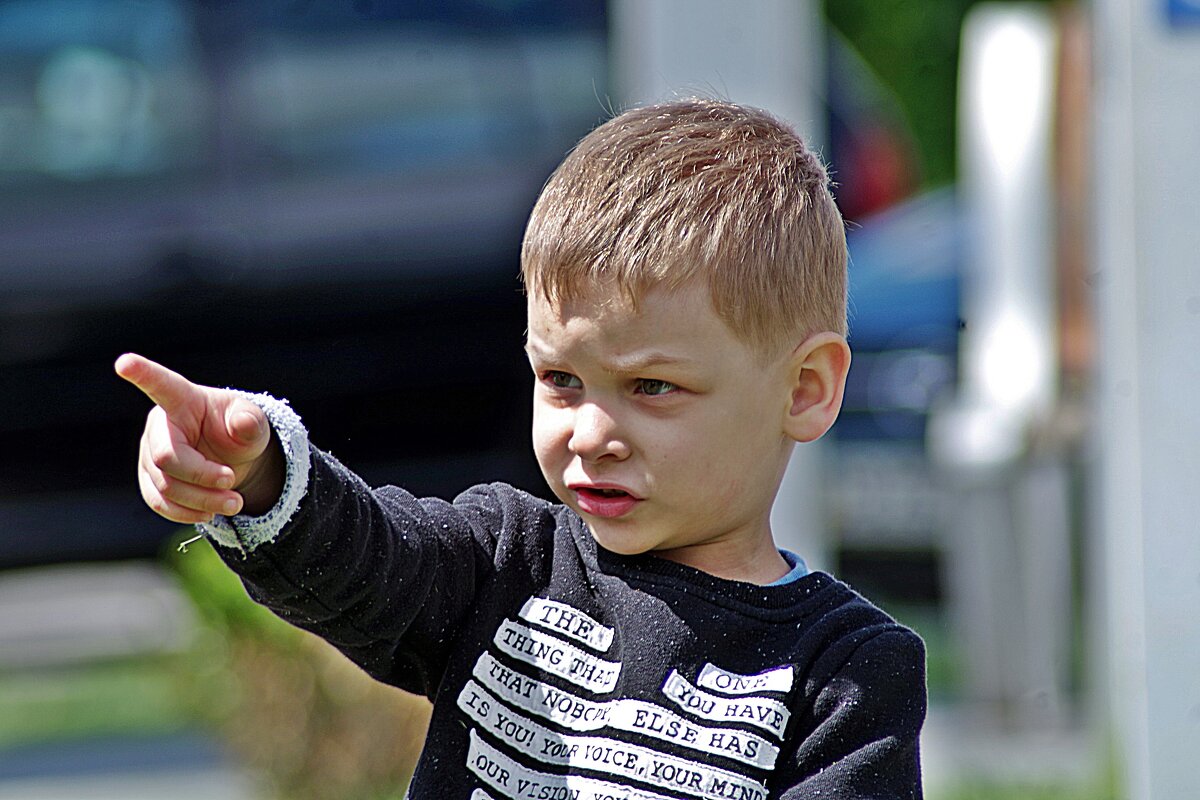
[594,488,626,497]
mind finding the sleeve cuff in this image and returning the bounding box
[196,391,310,554]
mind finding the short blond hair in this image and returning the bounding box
[521,98,848,354]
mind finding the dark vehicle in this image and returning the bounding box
[829,188,961,602]
[0,0,608,566]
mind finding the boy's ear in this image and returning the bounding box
[782,332,851,443]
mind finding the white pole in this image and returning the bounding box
[1092,1,1200,796]
[929,4,1069,722]
[609,0,823,142]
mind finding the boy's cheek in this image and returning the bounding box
[530,405,569,455]
[530,427,564,485]
[529,420,555,460]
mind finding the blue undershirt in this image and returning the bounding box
[766,550,809,586]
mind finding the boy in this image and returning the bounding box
[117,99,926,799]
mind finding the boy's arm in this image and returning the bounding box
[776,626,927,800]
[210,444,531,697]
[117,353,548,697]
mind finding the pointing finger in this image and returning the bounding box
[114,353,198,415]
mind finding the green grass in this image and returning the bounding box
[0,528,301,751]
[0,656,195,748]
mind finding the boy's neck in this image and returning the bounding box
[654,535,792,585]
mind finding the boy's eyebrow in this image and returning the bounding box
[603,352,696,372]
[524,340,696,372]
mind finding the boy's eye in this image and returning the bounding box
[545,371,582,389]
[636,378,677,396]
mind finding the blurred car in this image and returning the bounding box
[0,0,608,567]
[828,188,962,602]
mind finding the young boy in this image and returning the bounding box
[117,99,926,799]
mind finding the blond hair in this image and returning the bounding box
[521,98,847,354]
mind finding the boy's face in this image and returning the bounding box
[526,282,797,575]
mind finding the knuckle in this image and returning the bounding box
[138,472,183,522]
[148,441,175,470]
[151,470,173,497]
[186,464,210,486]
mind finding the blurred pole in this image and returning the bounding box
[929,3,1070,726]
[609,0,822,139]
[609,0,830,569]
[957,6,1058,424]
[1092,1,1200,798]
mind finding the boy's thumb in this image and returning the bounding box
[225,398,268,450]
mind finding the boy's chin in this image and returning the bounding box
[580,519,658,557]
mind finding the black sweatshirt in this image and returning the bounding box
[208,434,926,800]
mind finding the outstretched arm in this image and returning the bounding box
[114,353,285,523]
[116,352,552,696]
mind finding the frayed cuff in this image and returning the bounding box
[197,391,310,553]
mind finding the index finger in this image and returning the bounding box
[114,353,198,413]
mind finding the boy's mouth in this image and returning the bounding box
[570,484,640,518]
[570,482,639,499]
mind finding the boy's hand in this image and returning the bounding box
[115,353,284,524]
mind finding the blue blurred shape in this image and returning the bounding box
[845,188,961,350]
[1168,0,1200,25]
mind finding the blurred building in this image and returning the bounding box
[0,0,608,565]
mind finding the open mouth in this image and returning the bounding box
[588,488,628,498]
[573,485,637,500]
[571,485,640,518]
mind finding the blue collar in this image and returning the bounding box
[766,550,809,586]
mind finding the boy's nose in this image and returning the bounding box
[568,402,631,462]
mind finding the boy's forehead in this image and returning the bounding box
[527,280,705,330]
[526,284,636,328]
[524,280,741,359]
[525,291,636,354]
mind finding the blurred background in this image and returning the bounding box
[1,0,1197,798]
